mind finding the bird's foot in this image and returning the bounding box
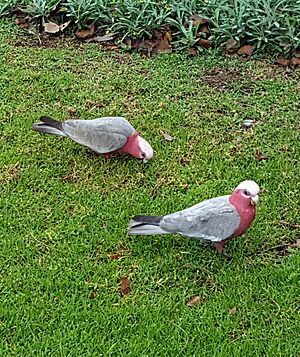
[103,153,115,159]
[215,241,232,260]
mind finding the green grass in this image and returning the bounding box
[1,20,300,356]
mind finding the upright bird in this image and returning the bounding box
[32,116,153,163]
[128,180,260,257]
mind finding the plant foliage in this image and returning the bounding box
[6,0,300,56]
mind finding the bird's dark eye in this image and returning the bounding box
[141,152,146,159]
[243,189,251,196]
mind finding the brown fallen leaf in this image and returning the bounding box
[290,57,300,66]
[119,276,131,296]
[160,130,174,141]
[89,291,96,299]
[75,24,95,39]
[255,149,267,161]
[238,44,254,57]
[152,39,172,55]
[275,57,290,66]
[163,31,172,42]
[229,306,237,315]
[197,38,211,49]
[105,44,119,51]
[86,33,116,43]
[199,24,209,33]
[189,14,207,26]
[187,47,197,57]
[108,252,122,260]
[15,17,28,29]
[226,38,238,52]
[187,295,204,306]
[44,22,60,34]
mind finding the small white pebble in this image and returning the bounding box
[243,119,254,128]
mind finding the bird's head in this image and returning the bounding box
[120,133,153,163]
[234,180,260,206]
[137,136,153,163]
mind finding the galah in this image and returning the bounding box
[128,180,260,257]
[32,116,153,163]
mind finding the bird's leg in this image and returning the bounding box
[103,153,115,160]
[215,241,232,260]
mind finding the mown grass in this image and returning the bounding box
[0,20,300,356]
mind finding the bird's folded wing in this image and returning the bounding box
[62,117,135,153]
[160,196,240,242]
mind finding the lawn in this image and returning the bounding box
[0,20,300,356]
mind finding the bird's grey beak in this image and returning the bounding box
[250,195,259,206]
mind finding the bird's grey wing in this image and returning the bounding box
[160,195,240,242]
[62,117,135,153]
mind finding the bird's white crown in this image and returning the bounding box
[236,180,260,196]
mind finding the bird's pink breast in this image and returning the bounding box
[117,132,141,158]
[229,193,256,238]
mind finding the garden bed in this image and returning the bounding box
[1,0,300,63]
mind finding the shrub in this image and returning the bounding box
[64,0,111,28]
[112,0,171,39]
[24,0,60,21]
[0,0,17,17]
[5,0,300,56]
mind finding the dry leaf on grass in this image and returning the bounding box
[275,58,290,66]
[89,291,96,299]
[15,17,28,29]
[238,45,254,57]
[105,45,119,51]
[187,295,204,306]
[75,24,95,39]
[44,22,60,34]
[160,130,174,141]
[86,33,116,43]
[187,48,197,57]
[255,149,267,161]
[119,277,131,296]
[199,24,209,33]
[44,21,71,34]
[229,306,237,315]
[197,38,211,49]
[152,39,172,55]
[290,57,300,66]
[226,38,238,52]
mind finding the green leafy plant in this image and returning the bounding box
[24,0,60,21]
[64,0,111,28]
[200,0,300,56]
[112,0,171,39]
[0,0,16,17]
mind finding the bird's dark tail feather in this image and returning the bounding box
[32,116,66,136]
[128,215,165,235]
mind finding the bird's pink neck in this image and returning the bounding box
[118,133,141,159]
[229,189,256,237]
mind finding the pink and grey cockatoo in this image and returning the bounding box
[128,180,260,257]
[32,116,153,163]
